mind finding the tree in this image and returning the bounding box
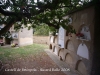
[34,24,50,36]
[0,0,92,36]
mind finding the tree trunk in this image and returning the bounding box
[0,18,17,36]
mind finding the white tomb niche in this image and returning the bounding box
[67,40,74,51]
[58,27,66,48]
[80,26,91,41]
[50,36,54,43]
[65,53,73,66]
[77,43,89,59]
[53,46,58,55]
[75,60,88,75]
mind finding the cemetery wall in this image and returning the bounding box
[33,36,49,44]
[49,6,95,75]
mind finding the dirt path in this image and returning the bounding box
[2,51,66,75]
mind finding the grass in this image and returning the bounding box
[0,44,48,63]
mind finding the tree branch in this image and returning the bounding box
[45,22,59,29]
[0,7,30,16]
[33,17,59,29]
[0,17,17,36]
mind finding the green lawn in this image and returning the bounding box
[0,44,48,63]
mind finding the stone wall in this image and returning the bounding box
[33,36,49,44]
[18,26,33,46]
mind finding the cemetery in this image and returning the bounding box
[0,0,100,75]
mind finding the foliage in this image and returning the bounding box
[0,0,93,35]
[0,31,13,41]
[34,24,49,36]
[49,26,58,35]
[34,23,59,36]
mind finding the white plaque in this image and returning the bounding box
[77,43,89,59]
[58,27,65,48]
[12,32,18,38]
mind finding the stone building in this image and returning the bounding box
[49,3,100,75]
[9,24,33,46]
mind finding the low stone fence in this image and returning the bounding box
[33,36,49,44]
